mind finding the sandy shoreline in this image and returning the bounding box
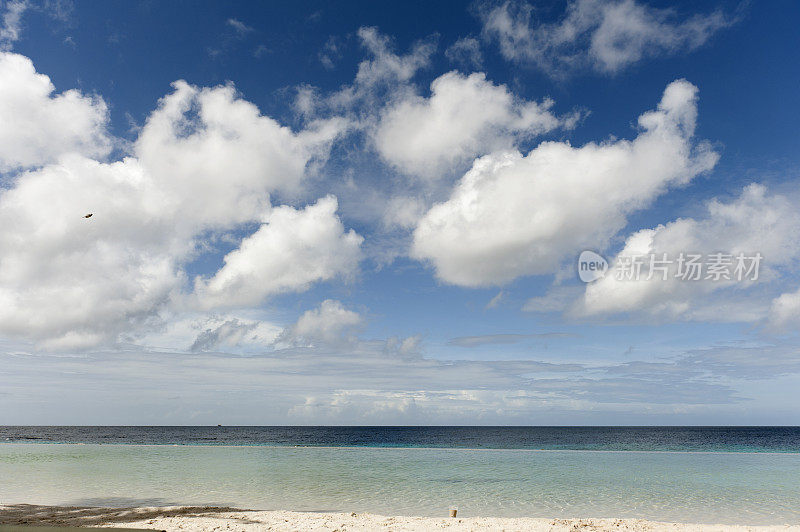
[1,505,798,532]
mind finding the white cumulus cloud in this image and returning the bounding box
[135,80,346,228]
[0,155,184,350]
[0,55,356,349]
[277,299,363,347]
[194,196,363,309]
[578,184,800,322]
[411,79,717,286]
[0,52,112,172]
[373,71,578,178]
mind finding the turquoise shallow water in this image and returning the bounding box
[1,443,800,524]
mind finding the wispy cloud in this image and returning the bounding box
[226,17,254,37]
[0,0,27,51]
[479,0,738,76]
[485,290,505,309]
[208,17,255,57]
[445,36,484,69]
[319,35,344,69]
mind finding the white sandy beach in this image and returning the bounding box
[1,505,798,532]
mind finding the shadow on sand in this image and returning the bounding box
[0,504,249,527]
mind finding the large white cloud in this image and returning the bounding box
[373,71,577,178]
[578,184,800,322]
[195,196,363,309]
[0,155,183,350]
[0,55,357,349]
[412,79,717,286]
[136,80,347,228]
[0,52,112,171]
[480,0,733,75]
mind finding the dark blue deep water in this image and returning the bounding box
[2,426,799,452]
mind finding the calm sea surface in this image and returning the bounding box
[1,427,799,524]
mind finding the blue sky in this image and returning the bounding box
[1,0,799,425]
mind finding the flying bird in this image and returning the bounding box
[83,213,93,218]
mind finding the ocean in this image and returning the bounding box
[1,426,799,524]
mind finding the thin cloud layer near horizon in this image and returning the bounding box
[0,0,798,425]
